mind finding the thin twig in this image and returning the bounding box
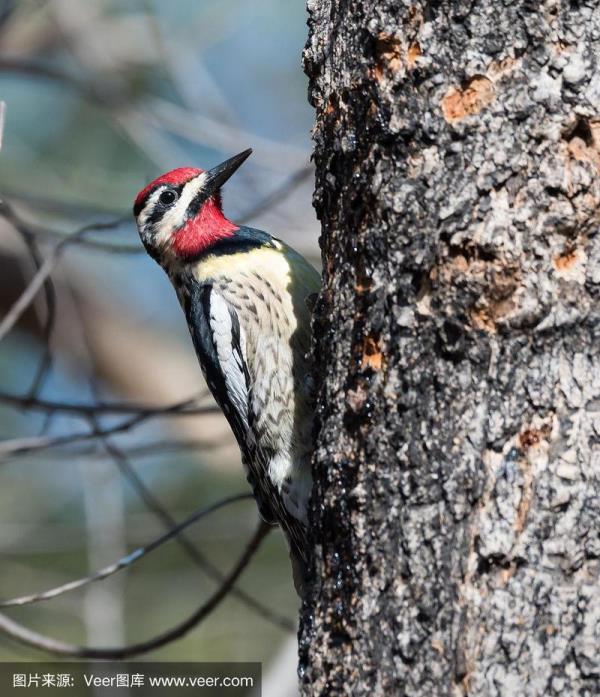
[0,214,124,343]
[0,522,270,659]
[95,433,294,632]
[0,199,58,395]
[0,394,221,460]
[238,165,312,223]
[26,438,223,461]
[145,98,309,171]
[0,199,139,253]
[0,391,216,417]
[0,57,120,106]
[0,494,251,607]
[0,413,166,459]
[0,403,219,459]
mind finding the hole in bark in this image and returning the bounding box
[360,334,383,371]
[407,42,421,68]
[475,546,527,576]
[448,244,497,263]
[563,116,592,146]
[476,553,510,575]
[373,33,423,80]
[562,115,600,173]
[329,631,351,647]
[436,319,466,362]
[553,245,579,272]
[411,269,426,293]
[416,607,435,623]
[441,75,495,123]
[442,320,462,345]
[374,33,403,79]
[325,93,338,115]
[519,423,552,452]
[425,0,443,21]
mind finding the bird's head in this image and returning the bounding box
[133,148,252,264]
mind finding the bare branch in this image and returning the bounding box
[0,189,122,219]
[0,57,121,106]
[0,209,125,343]
[0,417,154,459]
[31,438,224,461]
[143,98,309,171]
[0,494,251,608]
[0,59,308,172]
[238,165,313,224]
[0,391,217,418]
[0,197,139,254]
[0,403,217,459]
[0,522,270,659]
[95,433,294,632]
[7,213,57,398]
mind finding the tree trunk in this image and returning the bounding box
[300,1,600,695]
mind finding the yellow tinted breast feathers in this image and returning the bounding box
[191,242,320,304]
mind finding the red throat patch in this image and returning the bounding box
[172,197,238,259]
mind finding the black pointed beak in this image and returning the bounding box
[204,148,252,196]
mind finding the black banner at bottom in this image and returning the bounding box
[0,663,261,696]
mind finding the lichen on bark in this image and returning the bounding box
[300,1,600,695]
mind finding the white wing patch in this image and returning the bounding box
[208,291,249,428]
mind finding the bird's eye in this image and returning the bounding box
[159,189,178,206]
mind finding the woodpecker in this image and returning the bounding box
[133,149,319,593]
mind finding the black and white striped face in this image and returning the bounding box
[133,168,206,261]
[133,149,252,264]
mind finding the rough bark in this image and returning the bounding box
[300,1,600,695]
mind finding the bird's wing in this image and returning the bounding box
[187,283,249,441]
[186,281,308,565]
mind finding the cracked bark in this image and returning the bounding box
[299,1,600,695]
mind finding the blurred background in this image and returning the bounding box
[0,0,318,692]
